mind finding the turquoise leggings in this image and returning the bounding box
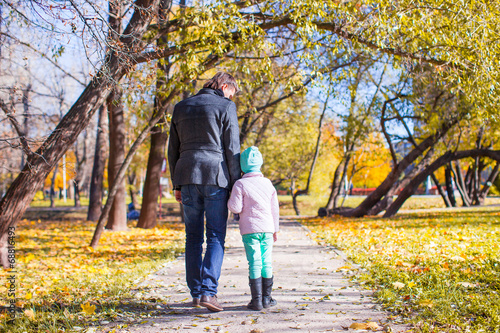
[242,232,273,279]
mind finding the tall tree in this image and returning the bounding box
[106,87,128,230]
[87,104,109,221]
[137,0,173,229]
[104,0,128,231]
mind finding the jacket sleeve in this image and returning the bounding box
[167,112,180,190]
[227,181,243,214]
[271,188,280,232]
[223,102,241,189]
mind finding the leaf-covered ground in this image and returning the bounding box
[0,219,184,332]
[277,195,500,216]
[304,208,500,332]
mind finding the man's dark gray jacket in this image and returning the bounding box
[168,88,241,190]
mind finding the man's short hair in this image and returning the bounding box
[203,72,239,93]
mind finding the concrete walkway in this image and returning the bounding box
[115,218,411,333]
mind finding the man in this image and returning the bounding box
[167,72,241,312]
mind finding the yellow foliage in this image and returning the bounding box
[306,209,500,331]
[0,219,184,329]
[348,133,392,188]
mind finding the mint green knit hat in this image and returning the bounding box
[240,146,263,173]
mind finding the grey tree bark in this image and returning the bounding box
[137,0,173,229]
[105,88,128,231]
[87,104,109,221]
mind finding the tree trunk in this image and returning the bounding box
[137,0,172,228]
[444,164,457,207]
[335,155,350,208]
[127,171,139,210]
[50,164,58,208]
[452,161,472,207]
[431,173,452,207]
[367,147,437,215]
[73,135,89,208]
[87,104,109,221]
[74,180,81,207]
[105,88,127,231]
[383,149,500,217]
[20,84,31,170]
[326,159,345,210]
[367,195,394,216]
[292,94,329,216]
[137,128,168,228]
[292,192,300,215]
[477,162,500,204]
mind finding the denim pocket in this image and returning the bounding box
[181,186,193,206]
[205,185,228,201]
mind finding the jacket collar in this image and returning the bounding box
[242,172,263,178]
[197,88,225,97]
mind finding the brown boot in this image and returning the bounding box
[192,298,201,307]
[200,295,224,312]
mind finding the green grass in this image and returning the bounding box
[304,207,500,332]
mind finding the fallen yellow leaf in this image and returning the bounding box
[419,299,434,308]
[23,253,35,263]
[366,322,380,330]
[349,322,380,330]
[81,302,96,315]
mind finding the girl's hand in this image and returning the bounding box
[273,232,277,242]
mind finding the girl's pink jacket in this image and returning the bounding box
[227,172,280,236]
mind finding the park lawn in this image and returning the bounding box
[278,195,500,216]
[0,219,185,333]
[304,208,500,332]
[29,195,179,208]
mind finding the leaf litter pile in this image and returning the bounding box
[305,209,500,332]
[0,219,184,332]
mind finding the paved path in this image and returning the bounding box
[111,219,410,333]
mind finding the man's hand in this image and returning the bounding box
[174,190,182,203]
[273,232,277,242]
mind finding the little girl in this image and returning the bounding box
[227,146,279,311]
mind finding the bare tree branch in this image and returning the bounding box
[0,32,87,87]
[0,98,33,159]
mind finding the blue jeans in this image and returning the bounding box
[181,184,229,298]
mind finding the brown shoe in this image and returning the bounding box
[200,295,223,312]
[192,298,201,307]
